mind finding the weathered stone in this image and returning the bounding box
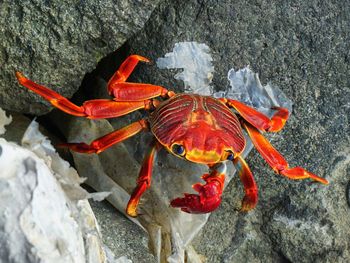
[125,0,350,262]
[0,0,160,114]
[1,112,32,143]
[2,0,349,262]
[0,119,109,263]
[89,199,156,263]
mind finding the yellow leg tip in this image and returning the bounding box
[15,71,25,82]
[137,55,150,63]
[310,174,329,185]
[126,203,138,217]
[319,178,329,185]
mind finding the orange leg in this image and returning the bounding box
[17,55,175,117]
[232,155,258,212]
[243,121,329,184]
[107,55,175,101]
[107,55,150,85]
[126,141,160,217]
[170,163,226,214]
[16,72,154,118]
[60,119,148,154]
[221,98,289,132]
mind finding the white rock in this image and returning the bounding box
[214,66,293,115]
[0,115,123,263]
[0,108,12,135]
[0,139,86,263]
[157,42,214,95]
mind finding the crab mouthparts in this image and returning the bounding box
[185,149,222,164]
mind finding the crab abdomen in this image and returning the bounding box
[149,94,245,154]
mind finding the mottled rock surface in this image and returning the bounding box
[0,0,160,114]
[1,0,349,262]
[89,199,156,263]
[125,0,350,262]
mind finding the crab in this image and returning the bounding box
[16,55,328,217]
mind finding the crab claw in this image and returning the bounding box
[170,163,226,214]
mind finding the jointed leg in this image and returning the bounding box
[243,121,329,184]
[126,141,160,217]
[170,163,226,214]
[107,55,175,101]
[16,72,154,119]
[232,155,258,211]
[17,55,175,117]
[107,55,150,87]
[16,72,86,116]
[60,119,148,154]
[221,98,289,132]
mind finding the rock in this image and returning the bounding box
[0,118,110,263]
[0,0,160,114]
[2,0,349,262]
[0,112,31,143]
[0,139,86,263]
[89,199,157,263]
[62,42,293,262]
[125,0,350,262]
[47,112,159,262]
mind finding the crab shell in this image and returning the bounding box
[149,94,246,164]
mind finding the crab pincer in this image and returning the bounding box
[170,163,226,214]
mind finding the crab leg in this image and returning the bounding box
[170,163,226,214]
[126,141,160,217]
[107,55,175,101]
[60,120,148,154]
[221,98,289,132]
[243,122,329,184]
[111,82,175,101]
[232,155,258,212]
[108,55,150,85]
[16,72,154,118]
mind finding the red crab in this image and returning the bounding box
[16,55,328,217]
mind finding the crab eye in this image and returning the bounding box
[172,144,185,156]
[227,152,235,161]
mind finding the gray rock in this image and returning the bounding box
[125,0,350,262]
[0,112,31,143]
[3,0,349,262]
[0,0,160,114]
[89,199,156,263]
